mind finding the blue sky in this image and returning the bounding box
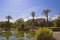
[0,0,60,22]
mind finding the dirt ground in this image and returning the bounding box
[53,32,60,40]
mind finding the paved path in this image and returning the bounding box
[53,32,60,40]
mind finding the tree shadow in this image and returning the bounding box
[52,37,56,40]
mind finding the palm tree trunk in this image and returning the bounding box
[8,19,9,24]
[7,19,10,31]
[32,17,34,29]
[46,14,48,27]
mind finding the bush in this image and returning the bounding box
[49,27,60,31]
[36,27,53,40]
[52,27,60,31]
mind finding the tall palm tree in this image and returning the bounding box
[31,11,35,21]
[43,9,50,27]
[6,15,12,23]
[31,11,35,28]
[6,15,12,30]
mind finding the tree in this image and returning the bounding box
[26,20,31,27]
[53,20,57,27]
[56,13,60,20]
[31,11,35,21]
[16,18,24,31]
[6,15,12,23]
[56,13,60,27]
[0,21,4,28]
[31,11,35,28]
[6,15,12,30]
[43,9,51,27]
[16,18,24,27]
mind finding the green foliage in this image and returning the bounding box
[16,18,24,28]
[6,15,12,23]
[57,14,60,20]
[53,14,60,27]
[52,27,60,31]
[43,9,51,27]
[36,27,52,40]
[26,31,36,38]
[31,11,35,28]
[31,11,35,18]
[15,31,24,38]
[4,31,12,40]
[53,20,57,27]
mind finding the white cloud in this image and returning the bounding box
[0,15,58,22]
[24,18,28,22]
[24,16,46,22]
[37,16,46,19]
[24,15,56,22]
[10,20,14,23]
[51,15,58,20]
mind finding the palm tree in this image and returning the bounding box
[43,9,50,27]
[6,15,12,30]
[31,11,35,29]
[31,11,35,21]
[6,15,12,23]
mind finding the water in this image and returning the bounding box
[9,36,18,40]
[0,36,6,40]
[0,31,36,40]
[24,33,29,40]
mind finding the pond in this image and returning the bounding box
[0,30,36,40]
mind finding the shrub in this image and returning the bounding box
[52,27,60,31]
[36,27,53,40]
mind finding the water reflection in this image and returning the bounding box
[24,33,29,40]
[0,31,36,40]
[9,36,18,40]
[0,36,6,40]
